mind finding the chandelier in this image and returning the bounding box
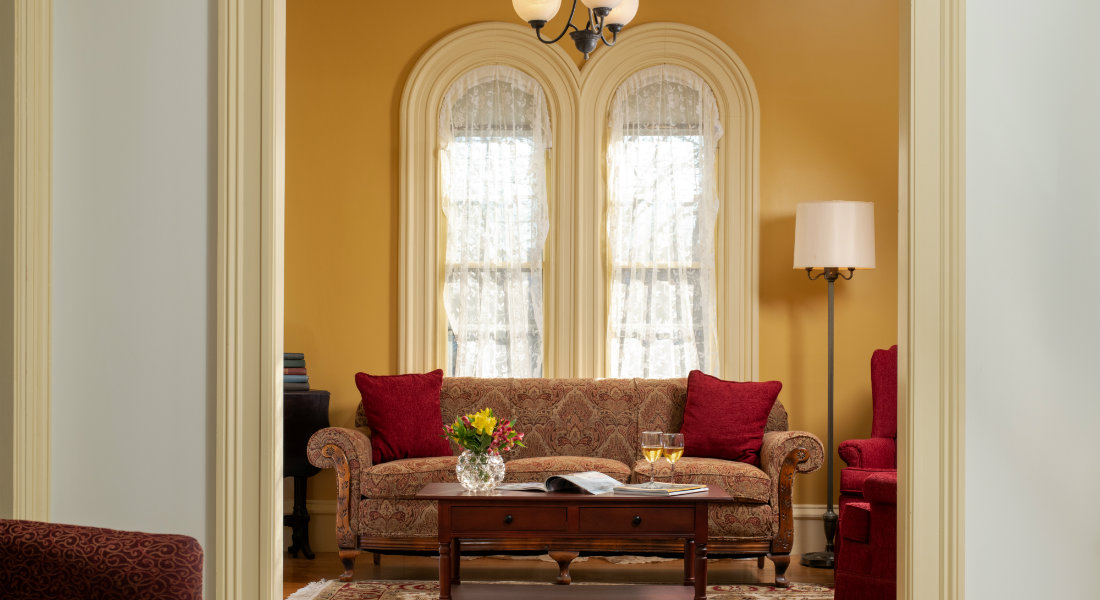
[512,0,640,59]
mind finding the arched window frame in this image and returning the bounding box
[401,22,760,380]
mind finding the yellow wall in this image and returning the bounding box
[286,0,898,511]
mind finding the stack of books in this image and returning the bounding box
[284,352,309,391]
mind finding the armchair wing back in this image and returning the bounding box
[869,345,898,440]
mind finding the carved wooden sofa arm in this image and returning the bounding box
[307,427,373,557]
[759,430,824,586]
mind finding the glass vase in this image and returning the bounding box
[455,449,505,492]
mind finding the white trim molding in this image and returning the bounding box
[578,23,760,379]
[399,23,580,375]
[10,0,51,522]
[216,0,284,599]
[399,23,759,380]
[899,0,965,598]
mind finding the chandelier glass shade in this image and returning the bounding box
[512,0,640,59]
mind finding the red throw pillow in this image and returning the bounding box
[355,369,453,464]
[680,370,782,467]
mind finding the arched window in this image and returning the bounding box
[606,65,723,378]
[439,66,551,377]
[401,23,759,380]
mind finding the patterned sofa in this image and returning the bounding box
[0,519,203,600]
[307,377,823,586]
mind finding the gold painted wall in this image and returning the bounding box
[286,0,898,513]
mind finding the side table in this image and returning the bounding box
[284,389,330,559]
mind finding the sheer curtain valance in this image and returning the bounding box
[439,65,551,377]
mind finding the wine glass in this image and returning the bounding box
[640,431,663,486]
[661,433,685,484]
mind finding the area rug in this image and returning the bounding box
[289,580,833,600]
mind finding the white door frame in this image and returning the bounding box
[8,0,961,597]
[4,0,52,523]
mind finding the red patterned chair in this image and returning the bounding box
[834,472,897,599]
[308,377,824,585]
[0,519,203,600]
[838,345,897,514]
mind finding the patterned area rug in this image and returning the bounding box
[289,580,834,600]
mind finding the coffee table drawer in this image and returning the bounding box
[578,506,695,533]
[451,506,568,533]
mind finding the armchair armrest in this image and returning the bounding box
[864,472,898,505]
[838,437,896,469]
[307,427,373,549]
[760,430,824,554]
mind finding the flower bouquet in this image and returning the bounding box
[443,408,525,492]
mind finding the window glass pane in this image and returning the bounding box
[440,66,550,378]
[607,65,723,378]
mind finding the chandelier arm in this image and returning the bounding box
[533,0,580,45]
[839,267,855,280]
[599,26,618,47]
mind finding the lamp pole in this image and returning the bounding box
[791,199,875,569]
[800,266,852,569]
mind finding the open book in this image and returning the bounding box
[613,481,709,496]
[495,471,623,495]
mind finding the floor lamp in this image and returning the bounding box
[793,200,876,569]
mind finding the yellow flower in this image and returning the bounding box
[470,408,497,435]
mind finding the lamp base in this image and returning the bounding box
[800,550,835,569]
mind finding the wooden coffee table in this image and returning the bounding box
[417,483,732,600]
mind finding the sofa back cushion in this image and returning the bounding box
[439,378,640,467]
[356,377,790,467]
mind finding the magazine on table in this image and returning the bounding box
[495,471,623,495]
[613,481,709,496]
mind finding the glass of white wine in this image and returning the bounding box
[640,431,663,486]
[662,433,685,484]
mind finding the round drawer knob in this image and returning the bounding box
[504,514,513,524]
[632,515,642,526]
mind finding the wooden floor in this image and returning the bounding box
[284,552,835,598]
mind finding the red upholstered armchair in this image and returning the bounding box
[0,519,203,600]
[838,345,897,513]
[835,472,897,599]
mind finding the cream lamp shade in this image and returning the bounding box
[605,0,639,26]
[793,201,876,269]
[512,0,562,22]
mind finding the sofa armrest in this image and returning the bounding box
[838,437,896,469]
[864,472,898,505]
[760,430,824,554]
[308,427,373,549]
[761,430,824,480]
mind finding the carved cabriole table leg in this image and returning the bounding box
[548,550,579,584]
[451,539,461,583]
[438,498,453,599]
[438,541,452,600]
[694,501,708,600]
[770,446,808,588]
[683,539,695,585]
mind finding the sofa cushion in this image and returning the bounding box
[361,456,459,498]
[630,456,771,504]
[680,371,782,466]
[355,370,453,464]
[840,467,896,496]
[503,456,632,484]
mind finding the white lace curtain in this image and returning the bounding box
[606,65,723,378]
[439,65,551,377]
